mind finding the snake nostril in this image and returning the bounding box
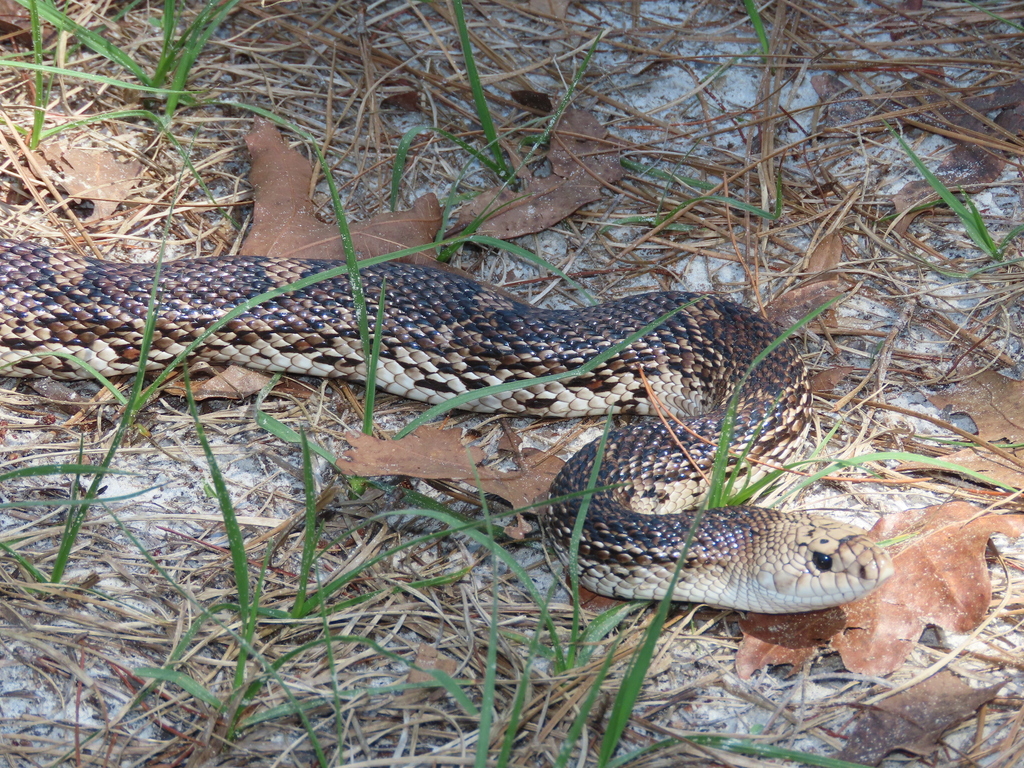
[811,551,833,572]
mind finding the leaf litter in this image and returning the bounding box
[337,422,563,510]
[451,108,625,239]
[39,139,143,223]
[243,118,443,260]
[835,670,1004,766]
[0,2,1022,767]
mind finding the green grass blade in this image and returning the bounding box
[705,295,839,508]
[164,0,241,114]
[564,415,615,669]
[181,368,254,688]
[887,122,999,258]
[26,0,47,148]
[390,125,434,210]
[291,429,319,617]
[742,0,771,57]
[361,280,388,435]
[11,0,151,84]
[553,636,622,768]
[685,735,874,768]
[450,0,511,180]
[135,667,222,708]
[0,58,180,94]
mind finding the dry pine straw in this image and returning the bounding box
[0,0,1023,766]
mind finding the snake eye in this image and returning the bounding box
[811,551,833,572]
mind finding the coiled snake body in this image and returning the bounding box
[0,240,892,613]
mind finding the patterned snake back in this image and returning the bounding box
[0,240,892,612]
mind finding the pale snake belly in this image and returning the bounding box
[0,239,893,613]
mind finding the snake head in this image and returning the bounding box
[752,516,894,613]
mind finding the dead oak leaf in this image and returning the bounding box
[242,118,441,260]
[40,141,143,222]
[0,0,30,42]
[764,281,843,329]
[892,103,1024,231]
[733,636,815,677]
[735,607,848,678]
[350,194,442,260]
[242,118,341,258]
[399,643,461,706]
[510,90,554,113]
[336,423,563,509]
[806,232,845,274]
[736,502,1024,677]
[765,234,845,328]
[452,108,623,239]
[834,670,1002,766]
[832,502,1024,672]
[163,365,313,401]
[898,446,1024,490]
[503,513,533,541]
[810,365,855,393]
[165,366,259,400]
[928,368,1024,443]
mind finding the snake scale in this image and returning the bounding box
[0,239,892,613]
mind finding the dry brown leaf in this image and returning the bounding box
[503,513,533,541]
[810,366,855,393]
[928,368,1024,443]
[898,446,1024,490]
[832,503,1024,672]
[548,109,623,182]
[452,109,623,239]
[806,232,845,274]
[764,281,843,329]
[812,73,876,126]
[336,423,563,509]
[529,0,569,19]
[739,607,849,650]
[892,103,1024,228]
[166,366,273,401]
[399,644,460,705]
[348,194,442,260]
[735,502,1024,677]
[242,118,345,258]
[27,378,89,415]
[40,140,143,222]
[577,585,624,612]
[510,90,554,113]
[764,234,845,328]
[733,636,816,678]
[0,0,30,41]
[735,608,848,678]
[163,365,313,401]
[380,83,419,114]
[836,503,1024,674]
[834,670,1002,765]
[242,119,441,260]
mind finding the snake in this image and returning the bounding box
[0,238,893,613]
